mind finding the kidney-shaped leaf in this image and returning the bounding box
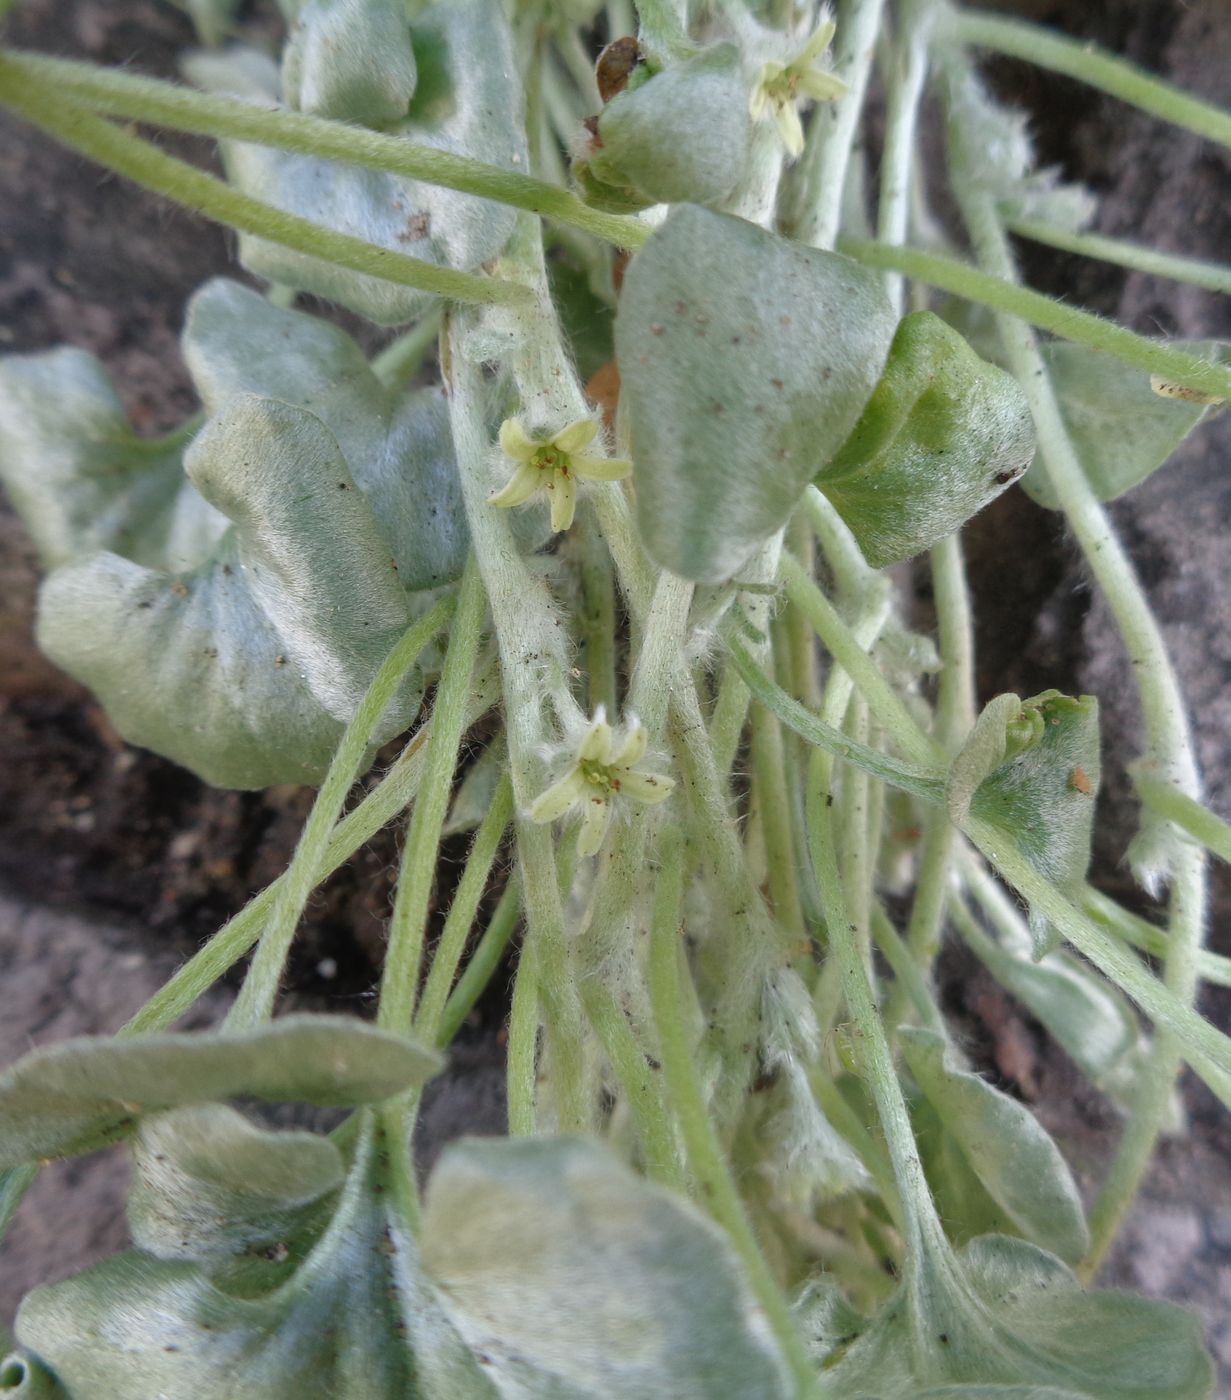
[13,1113,494,1399]
[205,0,525,324]
[422,1136,790,1400]
[900,1028,1088,1265]
[616,205,897,582]
[281,0,417,126]
[36,395,421,788]
[816,312,1035,568]
[588,45,752,209]
[1020,341,1226,511]
[826,1234,1213,1400]
[0,1014,440,1167]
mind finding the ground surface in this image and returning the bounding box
[1,0,1229,1381]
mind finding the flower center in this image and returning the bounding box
[532,446,569,478]
[579,758,619,793]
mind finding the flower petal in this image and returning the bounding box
[548,469,577,532]
[529,767,589,824]
[499,417,538,461]
[488,461,541,510]
[580,713,614,764]
[796,20,836,67]
[552,418,599,454]
[797,70,848,104]
[614,722,647,767]
[774,102,806,159]
[572,454,633,483]
[617,769,675,804]
[576,794,612,858]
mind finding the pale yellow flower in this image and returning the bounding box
[489,417,632,533]
[529,708,674,858]
[749,21,847,159]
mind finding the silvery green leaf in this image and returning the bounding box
[14,1115,495,1399]
[185,280,471,590]
[0,1015,440,1167]
[421,1136,791,1399]
[0,349,224,572]
[588,45,752,208]
[128,1106,345,1269]
[444,737,508,836]
[816,313,1035,569]
[792,1275,866,1367]
[826,1233,1213,1399]
[950,691,1100,953]
[207,0,525,324]
[616,205,896,582]
[900,1028,1088,1265]
[36,395,421,788]
[1020,341,1226,511]
[282,0,417,126]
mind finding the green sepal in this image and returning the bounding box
[0,1015,440,1168]
[571,156,655,215]
[949,691,1101,954]
[588,45,752,208]
[900,1028,1089,1265]
[616,205,897,582]
[36,395,421,789]
[816,312,1036,569]
[1019,341,1227,511]
[12,1113,495,1399]
[825,1234,1214,1399]
[200,0,525,324]
[422,1136,791,1398]
[281,0,417,127]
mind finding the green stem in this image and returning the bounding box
[226,596,454,1030]
[120,665,499,1038]
[728,636,946,804]
[750,700,808,943]
[876,0,930,311]
[0,49,648,250]
[0,72,531,308]
[414,775,514,1046]
[944,94,1210,1273]
[1004,216,1231,298]
[952,10,1231,151]
[962,817,1231,1107]
[581,981,683,1189]
[575,510,619,715]
[646,832,821,1399]
[840,236,1231,402]
[437,881,522,1048]
[871,904,945,1036]
[372,308,444,387]
[506,936,541,1138]
[781,557,942,768]
[379,559,488,1032]
[797,0,889,250]
[1082,886,1231,990]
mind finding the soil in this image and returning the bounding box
[2,0,1230,1380]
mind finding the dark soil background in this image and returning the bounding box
[2,0,1230,1381]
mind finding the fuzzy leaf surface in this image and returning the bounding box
[36,395,420,788]
[825,1234,1213,1399]
[422,1136,790,1399]
[281,0,417,126]
[816,312,1035,568]
[616,205,896,582]
[12,1114,493,1399]
[0,1015,440,1166]
[1020,341,1226,510]
[204,0,525,324]
[900,1028,1088,1264]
